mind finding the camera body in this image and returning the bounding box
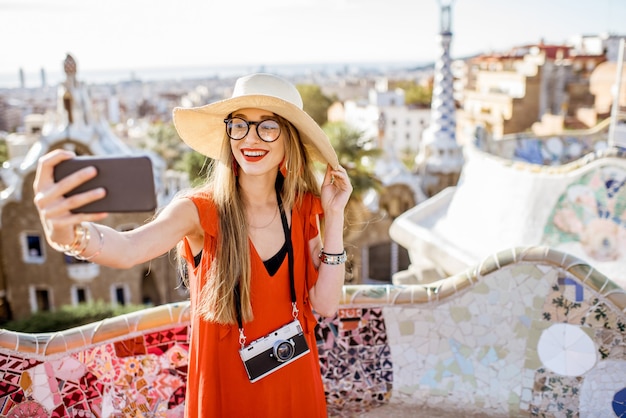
[239,319,310,383]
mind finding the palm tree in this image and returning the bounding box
[323,121,381,199]
[323,121,382,282]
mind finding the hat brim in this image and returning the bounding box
[173,95,339,169]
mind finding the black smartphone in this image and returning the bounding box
[53,155,157,213]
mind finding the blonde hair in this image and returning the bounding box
[179,115,321,325]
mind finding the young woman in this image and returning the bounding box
[33,73,352,417]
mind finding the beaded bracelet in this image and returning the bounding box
[318,248,347,265]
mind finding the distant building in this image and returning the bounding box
[0,98,23,133]
[339,79,431,166]
[590,61,626,117]
[457,42,607,142]
[0,54,187,322]
[327,78,428,284]
[568,33,625,62]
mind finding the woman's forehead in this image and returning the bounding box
[232,108,276,119]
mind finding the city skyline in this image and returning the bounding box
[1,0,625,88]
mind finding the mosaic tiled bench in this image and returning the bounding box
[391,146,626,287]
[1,246,625,417]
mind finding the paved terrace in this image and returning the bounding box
[1,246,626,417]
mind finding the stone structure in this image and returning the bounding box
[457,43,607,142]
[415,0,463,197]
[0,54,186,322]
[2,247,625,417]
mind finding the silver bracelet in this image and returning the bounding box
[318,248,347,265]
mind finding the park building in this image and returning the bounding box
[0,54,188,322]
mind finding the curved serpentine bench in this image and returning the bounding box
[391,144,626,288]
[1,246,625,417]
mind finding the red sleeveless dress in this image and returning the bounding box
[181,192,326,418]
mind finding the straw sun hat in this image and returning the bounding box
[173,73,339,169]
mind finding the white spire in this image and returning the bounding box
[417,0,464,183]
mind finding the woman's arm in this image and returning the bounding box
[33,149,202,268]
[68,198,201,268]
[308,165,352,317]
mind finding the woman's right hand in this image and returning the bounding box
[33,149,108,250]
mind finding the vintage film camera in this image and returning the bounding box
[239,319,310,383]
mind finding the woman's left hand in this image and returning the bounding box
[310,164,352,315]
[321,164,352,215]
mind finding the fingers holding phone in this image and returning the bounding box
[52,155,157,213]
[34,151,158,251]
[33,150,108,249]
[36,151,104,211]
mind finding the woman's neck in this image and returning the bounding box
[238,172,278,207]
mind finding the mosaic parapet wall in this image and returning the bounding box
[473,129,626,279]
[395,144,626,288]
[1,246,626,417]
[475,144,626,288]
[477,116,620,166]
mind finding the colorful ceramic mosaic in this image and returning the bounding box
[492,120,613,166]
[0,326,189,417]
[513,135,601,166]
[1,247,626,417]
[544,165,626,258]
[317,307,393,416]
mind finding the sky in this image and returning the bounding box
[0,0,625,87]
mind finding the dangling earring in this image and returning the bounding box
[279,158,287,177]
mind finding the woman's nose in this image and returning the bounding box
[243,127,262,143]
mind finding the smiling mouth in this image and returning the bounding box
[243,150,267,157]
[242,149,268,161]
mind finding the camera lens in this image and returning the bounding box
[273,340,295,362]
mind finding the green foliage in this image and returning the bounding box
[145,122,186,169]
[322,121,382,198]
[2,300,145,333]
[399,146,418,171]
[0,139,8,165]
[175,151,211,187]
[296,84,334,126]
[389,80,432,107]
[143,121,211,186]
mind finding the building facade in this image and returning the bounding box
[457,43,607,142]
[0,55,186,322]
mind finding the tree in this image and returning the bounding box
[145,122,186,169]
[0,139,8,165]
[322,121,382,199]
[176,150,211,187]
[323,121,383,283]
[296,84,334,126]
[143,121,209,185]
[389,80,432,107]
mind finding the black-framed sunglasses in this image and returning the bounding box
[224,117,282,142]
